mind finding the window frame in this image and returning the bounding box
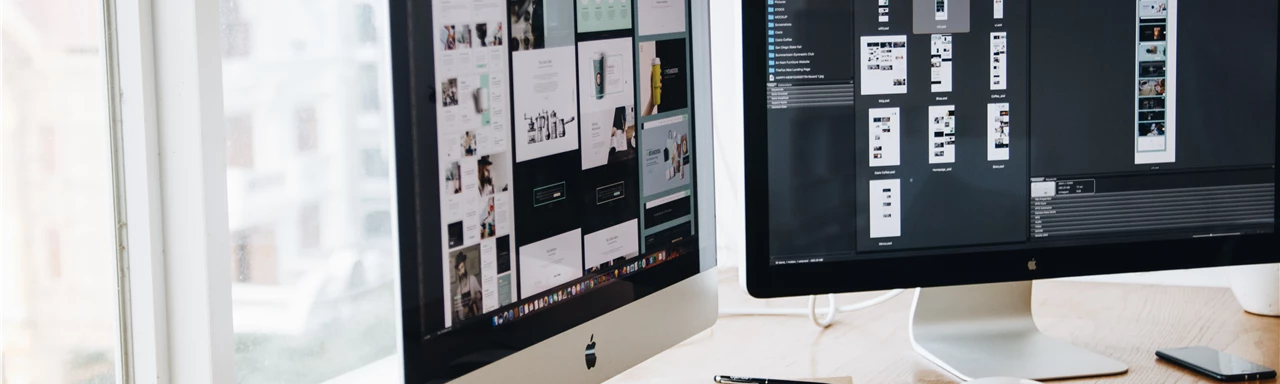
[109,1,406,382]
[109,0,237,382]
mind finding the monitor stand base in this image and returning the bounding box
[908,281,1129,381]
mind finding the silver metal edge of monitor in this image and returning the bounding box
[447,0,719,382]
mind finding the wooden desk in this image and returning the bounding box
[609,268,1280,384]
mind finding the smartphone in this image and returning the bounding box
[1156,346,1277,382]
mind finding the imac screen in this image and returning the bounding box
[396,0,702,380]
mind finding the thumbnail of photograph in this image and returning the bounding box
[492,22,506,47]
[480,197,497,240]
[475,23,505,48]
[665,130,690,181]
[1139,61,1166,78]
[448,221,464,248]
[1139,78,1166,96]
[608,107,637,164]
[1138,122,1167,137]
[450,245,483,322]
[476,154,510,196]
[475,23,491,47]
[1137,43,1167,61]
[456,24,473,49]
[441,78,459,107]
[1139,0,1169,19]
[471,81,489,116]
[1140,24,1167,42]
[509,0,545,51]
[1139,110,1165,122]
[461,131,477,157]
[524,109,576,144]
[445,161,463,195]
[441,25,460,51]
[639,39,690,116]
[1139,96,1165,110]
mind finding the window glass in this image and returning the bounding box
[1,0,121,382]
[219,0,400,382]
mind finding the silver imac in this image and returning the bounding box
[389,0,718,382]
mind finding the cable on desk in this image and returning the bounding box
[719,289,906,329]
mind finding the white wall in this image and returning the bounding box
[711,0,746,270]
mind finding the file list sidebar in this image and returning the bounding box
[765,1,857,109]
[764,1,863,261]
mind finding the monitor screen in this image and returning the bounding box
[393,0,702,380]
[761,0,1275,265]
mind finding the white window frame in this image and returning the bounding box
[109,0,236,382]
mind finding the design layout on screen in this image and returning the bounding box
[577,0,632,33]
[990,32,1008,91]
[929,105,957,164]
[639,39,690,116]
[861,35,909,95]
[420,0,699,334]
[579,37,637,170]
[870,108,902,167]
[518,229,585,297]
[509,0,576,51]
[637,0,686,36]
[912,0,970,34]
[513,47,581,162]
[988,103,1010,161]
[583,220,640,273]
[641,115,692,197]
[643,190,693,233]
[433,0,519,328]
[931,34,954,93]
[869,179,902,239]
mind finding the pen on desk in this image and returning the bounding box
[713,375,825,384]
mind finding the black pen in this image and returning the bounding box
[713,375,825,384]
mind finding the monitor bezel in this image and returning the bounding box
[390,0,719,381]
[740,0,1279,299]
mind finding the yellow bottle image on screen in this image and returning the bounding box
[651,57,663,107]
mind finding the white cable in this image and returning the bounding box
[719,289,906,329]
[808,294,837,327]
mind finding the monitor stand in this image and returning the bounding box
[908,281,1129,381]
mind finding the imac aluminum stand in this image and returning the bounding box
[908,281,1129,381]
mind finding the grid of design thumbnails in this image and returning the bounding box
[429,0,698,336]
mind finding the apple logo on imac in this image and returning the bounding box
[584,334,598,370]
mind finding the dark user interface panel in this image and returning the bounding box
[764,0,1277,264]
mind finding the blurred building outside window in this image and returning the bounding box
[2,0,123,382]
[219,0,400,382]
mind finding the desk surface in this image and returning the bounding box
[609,268,1280,384]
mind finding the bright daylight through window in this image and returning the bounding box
[2,0,122,382]
[219,0,400,382]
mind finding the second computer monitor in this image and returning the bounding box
[744,0,1276,297]
[742,0,1275,380]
